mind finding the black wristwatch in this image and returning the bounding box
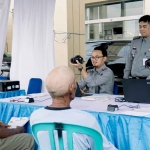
[78,67,83,72]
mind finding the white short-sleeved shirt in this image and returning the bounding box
[30,107,117,150]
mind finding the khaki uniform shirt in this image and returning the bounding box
[78,64,114,94]
[124,36,150,79]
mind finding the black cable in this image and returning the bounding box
[53,30,85,44]
[118,103,140,109]
[54,32,85,35]
[10,97,51,103]
[10,98,22,102]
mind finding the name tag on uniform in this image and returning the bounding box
[143,58,148,66]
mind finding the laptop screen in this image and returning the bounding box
[75,82,93,97]
[122,79,150,103]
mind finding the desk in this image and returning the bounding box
[1,94,150,150]
[0,90,26,99]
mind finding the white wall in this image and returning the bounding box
[144,0,150,15]
[54,0,68,67]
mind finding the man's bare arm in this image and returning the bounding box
[0,126,24,138]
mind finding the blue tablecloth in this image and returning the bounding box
[0,101,150,150]
[0,90,26,99]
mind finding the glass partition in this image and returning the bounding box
[86,20,139,41]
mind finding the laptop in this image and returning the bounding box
[75,83,93,97]
[122,79,150,103]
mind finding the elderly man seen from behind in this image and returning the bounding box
[30,66,117,150]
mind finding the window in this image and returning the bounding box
[104,3,121,18]
[124,1,143,16]
[85,6,99,20]
[85,0,143,20]
[86,20,139,41]
[89,24,99,40]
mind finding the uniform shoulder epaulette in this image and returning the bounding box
[102,68,107,71]
[87,69,94,73]
[133,36,141,40]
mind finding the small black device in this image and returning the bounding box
[107,104,119,112]
[70,55,84,64]
[115,97,126,102]
[75,82,93,97]
[25,97,34,103]
[0,80,20,92]
[145,58,150,68]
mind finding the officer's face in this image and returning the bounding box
[91,50,106,68]
[139,21,150,37]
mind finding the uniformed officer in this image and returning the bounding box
[124,15,150,79]
[71,44,114,94]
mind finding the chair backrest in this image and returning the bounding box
[27,78,42,94]
[113,83,118,95]
[32,122,103,150]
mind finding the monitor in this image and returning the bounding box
[113,27,123,34]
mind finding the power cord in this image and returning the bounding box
[10,97,51,103]
[107,103,140,112]
[118,103,140,109]
[10,98,24,102]
[115,97,140,109]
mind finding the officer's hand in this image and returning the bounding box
[80,90,85,94]
[16,126,24,133]
[0,122,10,128]
[70,60,83,69]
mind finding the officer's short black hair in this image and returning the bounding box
[93,43,108,57]
[139,15,150,23]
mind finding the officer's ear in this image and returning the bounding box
[103,56,107,62]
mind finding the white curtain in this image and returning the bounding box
[0,0,11,71]
[10,0,56,92]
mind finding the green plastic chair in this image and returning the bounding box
[32,122,103,150]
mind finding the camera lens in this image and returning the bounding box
[147,61,150,67]
[70,55,84,64]
[70,58,76,64]
[145,58,150,68]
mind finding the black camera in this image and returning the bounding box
[70,55,84,64]
[145,58,150,68]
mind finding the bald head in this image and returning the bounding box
[46,66,75,97]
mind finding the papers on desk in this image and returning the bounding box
[81,96,111,101]
[8,117,29,128]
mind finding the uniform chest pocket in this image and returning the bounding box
[131,49,138,57]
